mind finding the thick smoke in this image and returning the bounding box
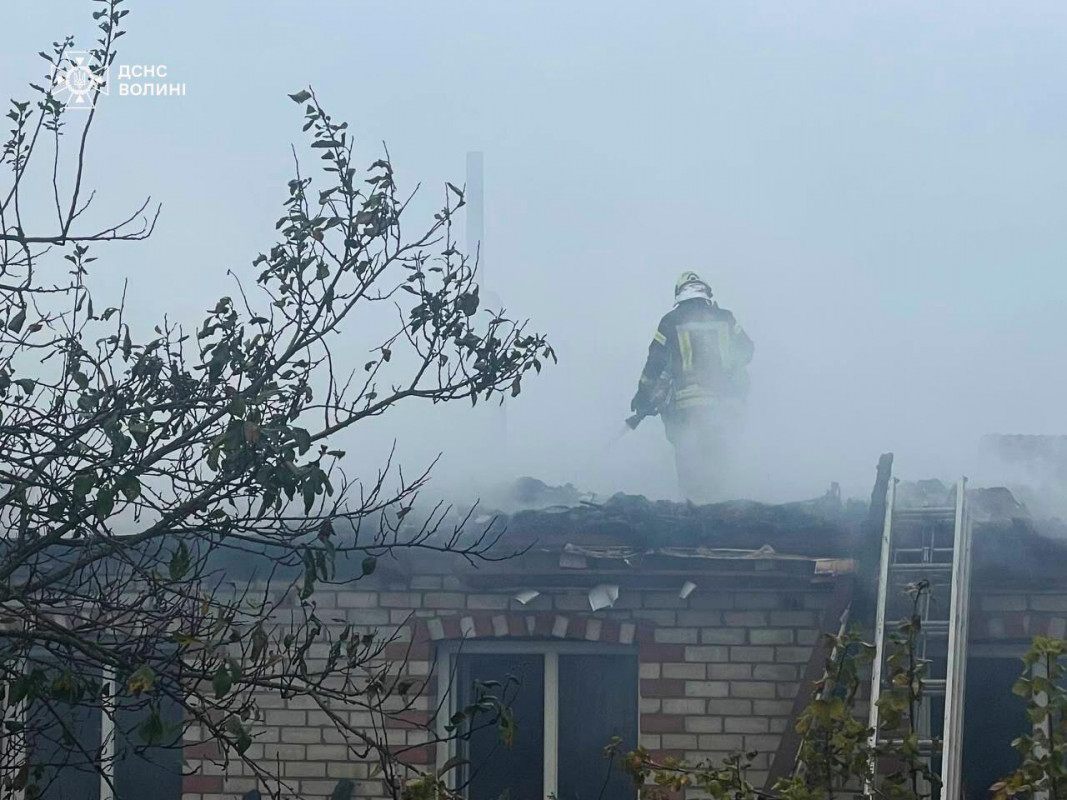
[4,0,1066,508]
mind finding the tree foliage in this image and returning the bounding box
[774,626,874,800]
[618,745,759,800]
[993,637,1067,800]
[0,2,551,798]
[619,583,943,800]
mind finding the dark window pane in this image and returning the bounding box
[115,681,184,800]
[457,653,544,800]
[962,657,1028,800]
[558,655,638,800]
[26,664,103,800]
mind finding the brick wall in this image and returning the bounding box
[180,576,835,800]
[971,590,1067,643]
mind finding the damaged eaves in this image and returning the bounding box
[395,474,1067,606]
[450,540,847,598]
[558,542,848,570]
[424,485,861,597]
[61,474,1062,590]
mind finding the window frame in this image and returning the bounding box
[101,666,117,800]
[435,639,639,799]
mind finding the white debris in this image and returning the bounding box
[514,589,540,605]
[588,584,619,611]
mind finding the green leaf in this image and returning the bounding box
[250,625,268,663]
[227,657,243,683]
[361,556,376,576]
[168,541,191,582]
[288,90,312,104]
[94,489,115,518]
[128,419,150,447]
[1028,706,1050,724]
[118,475,141,501]
[14,378,35,395]
[315,549,329,581]
[212,663,233,699]
[10,675,34,704]
[300,548,316,600]
[226,717,252,754]
[73,471,96,498]
[7,308,26,333]
[127,665,156,695]
[292,427,312,454]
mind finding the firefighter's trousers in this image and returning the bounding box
[662,402,739,504]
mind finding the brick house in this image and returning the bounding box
[176,491,858,800]
[46,476,1067,800]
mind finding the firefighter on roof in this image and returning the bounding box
[629,272,754,502]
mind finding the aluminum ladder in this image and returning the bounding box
[866,477,974,800]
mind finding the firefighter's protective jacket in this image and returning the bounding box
[632,299,754,416]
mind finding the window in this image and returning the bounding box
[962,654,1030,800]
[439,642,638,800]
[21,662,183,800]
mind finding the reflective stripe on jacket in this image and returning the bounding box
[634,298,753,413]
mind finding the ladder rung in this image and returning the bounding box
[888,562,954,573]
[881,621,951,638]
[892,518,956,527]
[877,737,937,754]
[920,620,950,636]
[893,507,956,518]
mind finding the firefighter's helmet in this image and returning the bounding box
[674,271,712,304]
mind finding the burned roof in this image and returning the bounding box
[499,489,862,558]
[446,476,1067,591]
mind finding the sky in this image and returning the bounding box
[4,1,1067,505]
